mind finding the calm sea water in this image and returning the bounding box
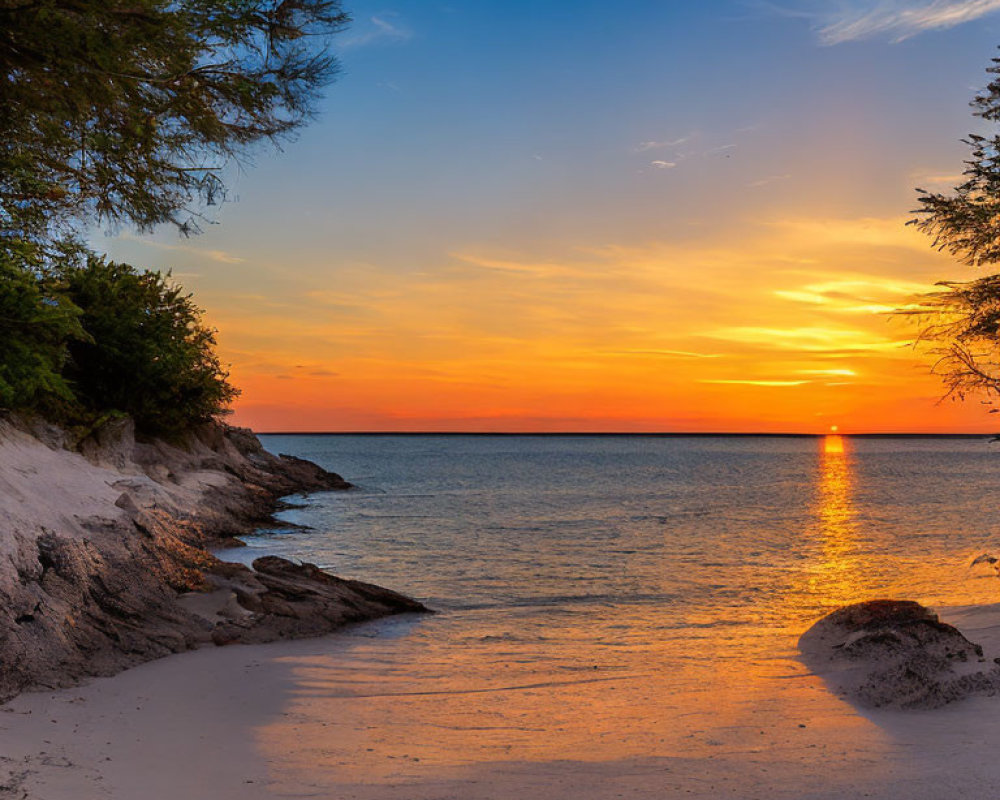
[234,434,1000,785]
[250,434,1000,630]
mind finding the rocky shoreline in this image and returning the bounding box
[0,415,428,702]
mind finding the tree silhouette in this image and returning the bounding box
[905,51,1000,407]
[0,0,349,239]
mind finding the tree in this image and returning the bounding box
[57,255,239,436]
[905,51,1000,406]
[0,0,349,239]
[0,1,348,428]
[0,241,84,413]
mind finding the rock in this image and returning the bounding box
[0,414,427,703]
[800,599,1000,709]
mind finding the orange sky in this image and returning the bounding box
[98,2,1000,433]
[200,214,985,433]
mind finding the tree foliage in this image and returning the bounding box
[903,276,1000,404]
[0,0,349,238]
[57,255,239,435]
[913,55,1000,267]
[0,244,236,435]
[0,1,347,432]
[0,241,84,413]
[906,51,1000,406]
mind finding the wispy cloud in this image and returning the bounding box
[214,208,963,433]
[610,349,723,359]
[798,368,857,376]
[635,137,689,152]
[705,326,908,353]
[773,0,1000,45]
[748,173,791,188]
[450,252,593,278]
[700,379,808,387]
[651,160,677,169]
[117,233,244,264]
[340,13,413,48]
[774,276,934,314]
[911,170,967,187]
[764,216,930,250]
[773,275,936,314]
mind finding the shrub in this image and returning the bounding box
[57,255,239,436]
[0,242,84,414]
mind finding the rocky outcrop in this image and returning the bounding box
[0,415,427,702]
[800,599,1000,709]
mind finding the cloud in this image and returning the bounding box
[294,365,341,378]
[610,349,723,359]
[214,208,962,433]
[764,216,930,250]
[748,173,792,188]
[705,325,909,353]
[339,14,413,48]
[651,160,677,169]
[700,379,809,387]
[450,252,590,278]
[911,170,966,187]
[783,0,1000,45]
[635,138,689,152]
[116,233,244,264]
[773,276,936,315]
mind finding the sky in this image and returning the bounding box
[98,0,1000,433]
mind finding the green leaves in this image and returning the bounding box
[906,49,1000,405]
[57,254,240,436]
[0,244,238,437]
[0,242,85,413]
[0,0,349,239]
[913,55,1000,266]
[0,2,342,432]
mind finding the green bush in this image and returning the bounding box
[0,242,238,435]
[57,255,239,436]
[0,242,84,414]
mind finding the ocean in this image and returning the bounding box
[234,434,1000,788]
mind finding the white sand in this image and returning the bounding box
[5,606,1000,799]
[0,418,240,550]
[0,422,129,550]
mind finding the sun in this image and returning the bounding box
[830,424,839,433]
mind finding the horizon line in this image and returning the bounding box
[255,430,998,438]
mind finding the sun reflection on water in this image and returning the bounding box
[818,435,853,539]
[803,434,878,611]
[823,433,844,454]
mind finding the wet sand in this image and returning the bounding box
[4,606,1000,799]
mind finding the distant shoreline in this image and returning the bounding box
[259,431,997,439]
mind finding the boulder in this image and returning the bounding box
[800,599,1000,709]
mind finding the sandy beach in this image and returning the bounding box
[4,603,1000,800]
[6,432,1000,800]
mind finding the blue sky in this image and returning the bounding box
[98,1,1000,432]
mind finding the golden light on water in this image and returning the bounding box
[804,433,879,612]
[817,437,854,547]
[823,434,845,454]
[254,434,898,792]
